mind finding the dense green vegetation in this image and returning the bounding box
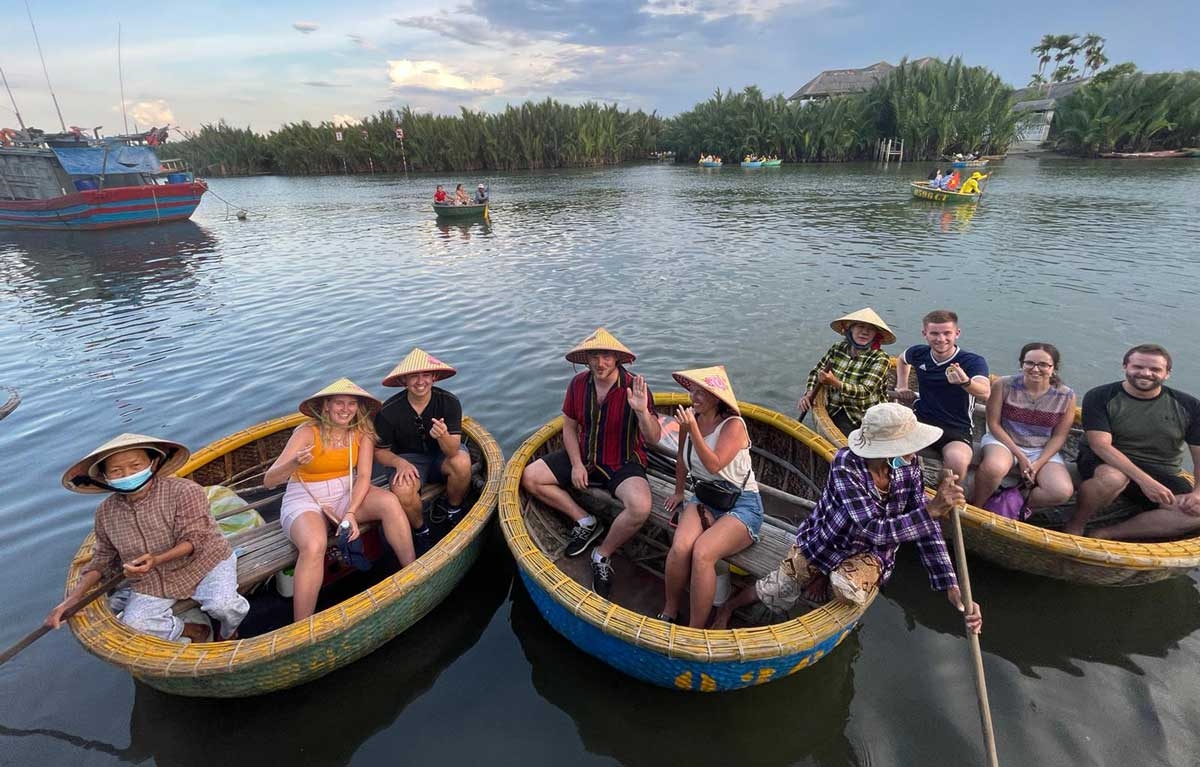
[664,58,1020,162]
[167,100,663,176]
[1051,71,1200,155]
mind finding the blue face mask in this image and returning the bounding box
[890,456,909,469]
[107,465,154,493]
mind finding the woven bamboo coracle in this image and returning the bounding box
[499,392,874,692]
[64,412,504,697]
[811,366,1200,586]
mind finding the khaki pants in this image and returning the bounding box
[755,546,881,613]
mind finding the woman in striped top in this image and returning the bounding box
[970,343,1077,510]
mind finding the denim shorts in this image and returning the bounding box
[689,490,764,543]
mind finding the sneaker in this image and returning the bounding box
[591,557,614,599]
[564,521,604,557]
[413,527,433,557]
[655,612,677,624]
[445,506,464,525]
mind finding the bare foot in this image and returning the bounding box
[181,622,211,643]
[711,604,733,630]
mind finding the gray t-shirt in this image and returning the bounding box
[1080,382,1200,473]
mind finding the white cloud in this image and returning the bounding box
[292,21,319,33]
[641,0,834,22]
[386,60,503,92]
[332,113,361,126]
[128,99,175,126]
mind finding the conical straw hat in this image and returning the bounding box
[672,365,740,415]
[829,308,896,346]
[382,348,458,387]
[62,433,190,494]
[299,378,382,417]
[565,328,636,365]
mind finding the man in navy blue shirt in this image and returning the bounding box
[895,309,990,484]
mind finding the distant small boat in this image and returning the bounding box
[1099,150,1189,159]
[951,159,989,168]
[741,160,763,168]
[698,160,722,168]
[761,159,782,167]
[433,202,488,219]
[910,180,981,204]
[1184,148,1200,158]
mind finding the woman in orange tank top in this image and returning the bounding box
[265,378,416,622]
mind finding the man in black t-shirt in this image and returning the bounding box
[374,349,472,552]
[1065,344,1200,539]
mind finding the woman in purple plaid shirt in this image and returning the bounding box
[714,403,982,634]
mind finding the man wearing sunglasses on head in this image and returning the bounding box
[375,348,472,554]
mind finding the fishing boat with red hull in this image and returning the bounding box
[0,130,206,230]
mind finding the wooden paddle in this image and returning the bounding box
[0,572,126,666]
[942,468,1000,767]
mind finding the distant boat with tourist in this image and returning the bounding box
[0,127,207,230]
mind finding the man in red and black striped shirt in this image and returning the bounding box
[521,328,661,598]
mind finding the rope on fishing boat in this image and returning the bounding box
[205,188,252,221]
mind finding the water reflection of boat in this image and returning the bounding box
[910,181,981,204]
[500,392,873,692]
[0,132,207,230]
[511,576,859,762]
[812,374,1200,586]
[0,220,218,313]
[64,413,504,697]
[436,218,492,240]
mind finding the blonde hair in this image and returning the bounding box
[307,397,378,445]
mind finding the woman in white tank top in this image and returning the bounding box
[660,366,763,628]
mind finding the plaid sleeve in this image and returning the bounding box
[914,533,958,591]
[805,347,834,393]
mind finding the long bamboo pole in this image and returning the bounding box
[944,467,1000,767]
[0,572,126,666]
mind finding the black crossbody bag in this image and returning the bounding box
[684,434,751,511]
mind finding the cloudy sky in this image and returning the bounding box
[0,0,1193,134]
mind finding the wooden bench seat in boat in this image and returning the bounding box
[573,473,803,580]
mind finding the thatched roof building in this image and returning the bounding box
[788,58,936,101]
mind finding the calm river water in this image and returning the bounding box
[2,158,1199,766]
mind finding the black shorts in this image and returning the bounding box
[1076,450,1194,510]
[540,449,647,494]
[918,418,972,452]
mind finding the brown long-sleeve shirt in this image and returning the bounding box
[81,476,231,599]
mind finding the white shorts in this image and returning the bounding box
[281,476,352,538]
[980,433,1063,465]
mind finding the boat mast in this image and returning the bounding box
[24,0,67,132]
[118,24,129,135]
[0,66,28,132]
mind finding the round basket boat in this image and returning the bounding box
[64,412,503,697]
[499,392,874,692]
[811,375,1200,586]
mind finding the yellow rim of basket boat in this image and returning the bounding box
[812,383,1200,571]
[64,412,504,678]
[499,391,874,664]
